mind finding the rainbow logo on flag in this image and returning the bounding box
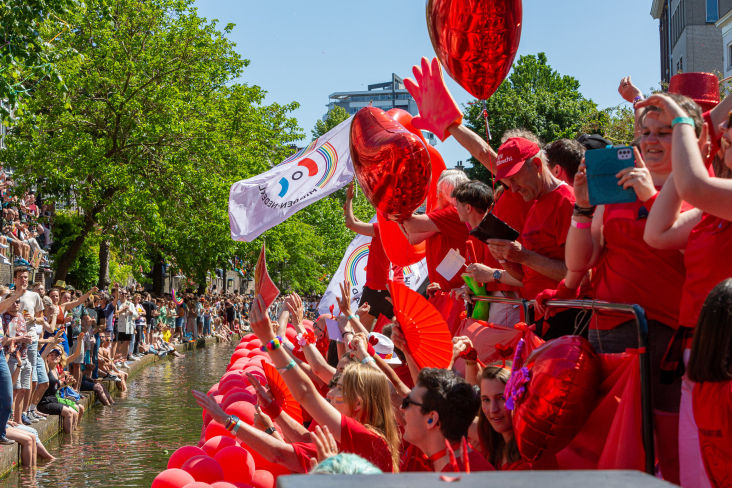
[344,243,370,286]
[402,265,413,277]
[280,138,319,165]
[172,288,183,306]
[314,142,338,188]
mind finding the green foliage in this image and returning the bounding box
[312,106,350,140]
[579,105,636,146]
[463,53,601,184]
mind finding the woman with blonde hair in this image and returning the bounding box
[193,294,401,473]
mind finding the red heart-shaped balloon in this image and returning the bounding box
[350,107,431,221]
[426,0,523,100]
[495,343,514,359]
[512,336,600,464]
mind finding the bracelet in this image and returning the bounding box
[277,360,296,372]
[264,426,277,436]
[346,314,357,321]
[571,220,592,229]
[671,117,695,128]
[225,415,241,431]
[573,204,596,218]
[260,336,284,352]
[232,420,242,434]
[632,95,644,106]
[361,356,375,365]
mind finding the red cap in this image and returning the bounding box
[496,138,541,180]
[668,73,720,112]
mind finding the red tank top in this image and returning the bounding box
[679,213,732,328]
[591,199,687,330]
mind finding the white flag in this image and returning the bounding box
[229,116,354,241]
[318,218,429,316]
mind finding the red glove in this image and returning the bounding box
[534,280,580,320]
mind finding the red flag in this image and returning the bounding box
[254,242,280,310]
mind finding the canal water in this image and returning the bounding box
[0,342,235,488]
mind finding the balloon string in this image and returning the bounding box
[482,100,495,196]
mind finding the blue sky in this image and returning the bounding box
[193,0,661,168]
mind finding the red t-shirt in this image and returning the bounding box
[680,213,732,328]
[399,443,495,472]
[339,415,393,473]
[291,441,318,472]
[426,206,470,291]
[520,184,575,301]
[365,223,403,290]
[393,363,414,390]
[693,380,732,488]
[591,199,688,330]
[440,449,495,473]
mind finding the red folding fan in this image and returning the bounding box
[388,281,453,369]
[263,362,303,424]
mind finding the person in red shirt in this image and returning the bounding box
[687,279,732,488]
[343,183,403,331]
[193,295,401,473]
[399,367,495,473]
[400,170,470,292]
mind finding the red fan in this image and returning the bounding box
[388,281,452,369]
[263,362,303,424]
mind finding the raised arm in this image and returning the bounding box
[64,287,98,311]
[644,173,702,250]
[343,182,376,237]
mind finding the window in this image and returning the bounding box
[728,43,732,70]
[707,0,719,22]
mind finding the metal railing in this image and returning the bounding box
[467,295,655,475]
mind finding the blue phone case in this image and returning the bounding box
[585,146,637,206]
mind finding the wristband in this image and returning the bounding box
[264,426,277,436]
[262,401,282,420]
[573,204,596,218]
[361,356,375,365]
[260,336,284,352]
[571,220,592,229]
[232,420,242,434]
[632,95,644,106]
[225,415,241,432]
[276,359,296,373]
[671,117,695,128]
[346,314,358,321]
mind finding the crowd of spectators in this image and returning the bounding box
[192,70,732,485]
[0,270,261,466]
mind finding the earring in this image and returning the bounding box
[427,419,433,424]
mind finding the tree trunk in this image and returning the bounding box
[54,208,100,281]
[197,276,206,296]
[98,239,111,289]
[152,257,164,296]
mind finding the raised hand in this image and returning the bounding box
[336,281,353,317]
[310,425,339,464]
[618,76,643,104]
[192,390,228,425]
[616,147,656,202]
[249,295,276,343]
[403,57,463,141]
[573,157,590,207]
[284,293,304,328]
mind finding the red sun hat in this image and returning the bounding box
[668,73,720,112]
[496,137,541,180]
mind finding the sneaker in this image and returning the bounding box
[0,243,8,249]
[118,363,130,370]
[0,256,9,265]
[26,412,40,423]
[0,435,15,445]
[21,414,32,425]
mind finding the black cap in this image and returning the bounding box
[576,133,612,151]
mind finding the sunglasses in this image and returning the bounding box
[401,395,425,410]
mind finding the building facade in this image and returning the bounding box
[325,73,437,146]
[651,0,732,83]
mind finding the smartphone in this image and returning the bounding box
[469,213,520,243]
[585,146,637,206]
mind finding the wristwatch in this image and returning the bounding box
[493,270,502,283]
[265,426,277,436]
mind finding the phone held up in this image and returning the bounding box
[585,145,638,206]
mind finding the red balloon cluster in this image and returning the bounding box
[152,332,295,488]
[350,107,431,222]
[426,0,523,100]
[511,336,601,465]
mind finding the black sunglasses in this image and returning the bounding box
[401,395,425,410]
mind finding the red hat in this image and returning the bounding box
[496,138,541,180]
[668,73,720,112]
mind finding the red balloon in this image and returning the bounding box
[211,482,243,488]
[246,350,268,359]
[426,0,523,100]
[376,212,426,267]
[229,349,249,362]
[425,145,447,214]
[250,470,274,488]
[205,420,235,441]
[512,336,601,464]
[220,370,248,386]
[221,390,257,410]
[167,446,208,470]
[386,108,428,146]
[219,379,250,396]
[181,456,225,484]
[229,359,252,371]
[152,469,196,488]
[203,412,213,428]
[214,446,256,484]
[350,107,431,221]
[182,483,212,488]
[284,328,297,344]
[208,383,220,395]
[244,340,262,351]
[240,334,256,342]
[225,401,255,426]
[202,436,238,458]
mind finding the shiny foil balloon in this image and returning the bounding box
[512,336,601,464]
[427,0,523,100]
[350,107,431,221]
[377,211,426,266]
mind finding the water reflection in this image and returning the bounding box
[0,342,234,488]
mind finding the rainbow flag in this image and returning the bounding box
[172,288,183,305]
